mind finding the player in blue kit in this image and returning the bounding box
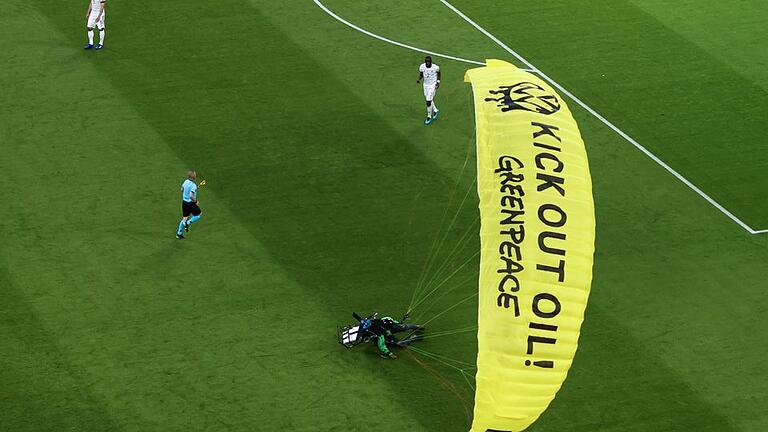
[176,170,203,239]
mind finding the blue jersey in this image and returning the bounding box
[181,179,198,202]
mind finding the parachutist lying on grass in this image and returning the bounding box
[338,313,425,360]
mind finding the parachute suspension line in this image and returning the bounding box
[412,270,478,323]
[408,147,473,313]
[403,289,479,343]
[414,214,479,304]
[461,369,476,392]
[400,272,477,343]
[420,291,478,327]
[410,176,476,313]
[403,349,476,421]
[408,346,477,393]
[408,345,476,370]
[410,249,480,313]
[415,326,477,340]
[418,224,478,316]
[415,176,478,301]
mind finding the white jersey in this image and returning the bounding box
[90,0,105,13]
[419,63,440,87]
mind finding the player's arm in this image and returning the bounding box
[188,189,197,204]
[86,3,91,18]
[417,71,423,84]
[436,70,442,88]
[97,1,105,19]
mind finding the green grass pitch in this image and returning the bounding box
[2,0,768,430]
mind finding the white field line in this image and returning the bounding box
[313,0,537,71]
[314,0,763,234]
[438,0,765,235]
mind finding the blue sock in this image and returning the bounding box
[177,219,186,235]
[188,215,202,224]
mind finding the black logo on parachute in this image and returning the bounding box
[485,82,561,115]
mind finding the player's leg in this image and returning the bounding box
[177,202,191,238]
[95,26,105,49]
[187,205,202,227]
[85,27,95,49]
[424,85,437,124]
[95,13,105,49]
[176,217,188,238]
[423,86,432,122]
[431,99,439,121]
[85,13,97,48]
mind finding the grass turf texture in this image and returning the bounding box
[1,0,767,430]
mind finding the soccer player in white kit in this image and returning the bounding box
[417,56,441,125]
[84,0,106,50]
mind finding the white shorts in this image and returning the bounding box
[423,84,437,101]
[87,9,105,29]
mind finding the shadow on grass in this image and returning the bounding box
[29,0,741,430]
[0,267,124,432]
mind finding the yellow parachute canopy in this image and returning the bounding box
[465,60,596,432]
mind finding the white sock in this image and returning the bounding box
[88,30,94,45]
[433,103,438,112]
[99,29,105,45]
[427,105,432,118]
